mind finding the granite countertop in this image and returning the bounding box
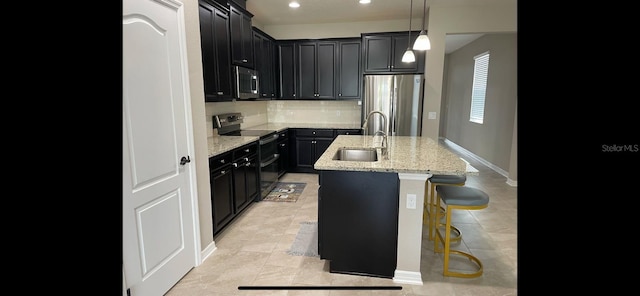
[314,135,478,175]
[208,123,363,158]
[207,136,259,158]
[243,122,361,132]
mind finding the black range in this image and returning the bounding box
[213,113,280,200]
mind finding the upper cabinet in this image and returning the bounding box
[198,0,233,102]
[229,4,254,69]
[253,28,278,99]
[278,42,297,99]
[362,32,425,74]
[336,40,361,100]
[297,41,337,100]
[277,38,362,100]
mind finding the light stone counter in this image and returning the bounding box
[207,136,259,158]
[314,135,478,175]
[243,122,361,132]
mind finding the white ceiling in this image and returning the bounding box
[244,0,505,53]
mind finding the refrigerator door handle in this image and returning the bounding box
[391,85,397,136]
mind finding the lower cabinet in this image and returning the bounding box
[210,151,234,235]
[232,142,259,213]
[318,170,399,278]
[292,129,334,173]
[210,141,259,236]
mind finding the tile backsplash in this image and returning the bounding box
[206,100,361,137]
[267,100,361,124]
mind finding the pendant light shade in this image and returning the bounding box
[402,0,415,63]
[413,0,431,50]
[402,48,416,62]
[413,31,431,50]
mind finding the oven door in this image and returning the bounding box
[258,133,279,199]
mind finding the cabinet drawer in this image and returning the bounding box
[277,129,289,139]
[233,142,258,159]
[334,129,362,136]
[295,129,334,138]
[210,152,233,169]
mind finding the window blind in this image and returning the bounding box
[470,51,489,124]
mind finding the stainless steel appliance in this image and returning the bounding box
[213,113,279,200]
[362,75,424,136]
[233,66,259,100]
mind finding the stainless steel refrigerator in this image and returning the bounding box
[362,74,424,136]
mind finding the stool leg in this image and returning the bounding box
[428,181,436,240]
[430,182,462,242]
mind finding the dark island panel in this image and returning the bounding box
[318,170,399,278]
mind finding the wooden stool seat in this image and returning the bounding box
[434,185,489,278]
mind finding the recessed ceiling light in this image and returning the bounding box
[359,0,372,4]
[289,1,300,8]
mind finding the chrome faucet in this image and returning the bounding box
[362,110,388,155]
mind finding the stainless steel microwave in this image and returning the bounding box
[234,66,259,100]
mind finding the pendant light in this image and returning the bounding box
[401,0,416,63]
[413,0,431,50]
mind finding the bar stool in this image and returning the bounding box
[433,185,489,278]
[423,174,466,241]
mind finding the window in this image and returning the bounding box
[469,51,490,124]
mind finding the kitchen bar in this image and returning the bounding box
[315,134,478,285]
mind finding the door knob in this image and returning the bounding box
[180,156,191,165]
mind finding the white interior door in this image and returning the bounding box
[122,0,197,295]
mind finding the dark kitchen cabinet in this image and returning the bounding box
[210,151,234,235]
[276,129,289,177]
[292,129,334,173]
[334,129,362,136]
[199,0,233,102]
[318,170,399,278]
[210,141,259,236]
[362,32,425,74]
[278,42,297,99]
[297,41,337,99]
[232,142,259,213]
[229,4,254,68]
[253,28,278,99]
[336,39,362,100]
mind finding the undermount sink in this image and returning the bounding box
[333,147,378,162]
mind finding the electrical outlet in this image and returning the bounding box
[406,194,416,209]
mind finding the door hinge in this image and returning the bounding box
[127,288,131,296]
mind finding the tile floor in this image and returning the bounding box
[166,142,517,296]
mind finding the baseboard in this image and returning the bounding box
[442,138,517,187]
[393,270,423,285]
[200,241,217,263]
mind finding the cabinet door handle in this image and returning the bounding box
[220,170,226,174]
[244,149,250,152]
[232,163,238,168]
[220,159,225,164]
[217,91,223,95]
[242,59,248,62]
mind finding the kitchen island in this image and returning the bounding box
[314,135,477,285]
